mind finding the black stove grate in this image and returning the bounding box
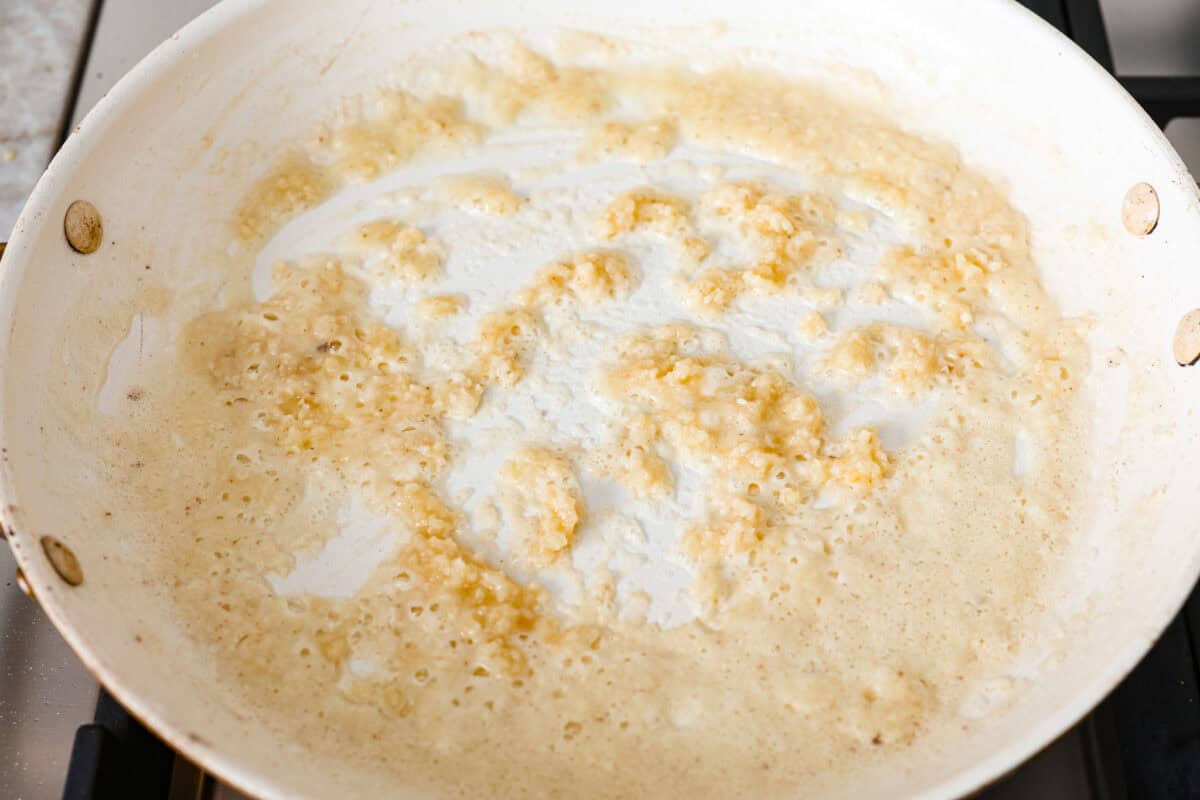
[63,688,174,800]
[1025,0,1200,127]
[59,1,1200,798]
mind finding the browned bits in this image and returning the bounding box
[1122,182,1160,237]
[40,535,84,586]
[1173,308,1200,366]
[64,200,103,254]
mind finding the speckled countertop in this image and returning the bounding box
[1,7,100,799]
[0,0,91,239]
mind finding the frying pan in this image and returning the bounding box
[4,0,1200,796]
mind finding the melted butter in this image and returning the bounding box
[132,40,1090,799]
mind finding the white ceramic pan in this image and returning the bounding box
[4,0,1200,797]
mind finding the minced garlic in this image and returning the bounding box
[345,220,443,283]
[519,250,638,307]
[472,307,543,388]
[416,293,467,320]
[499,448,584,565]
[234,151,338,242]
[591,413,673,498]
[596,187,711,266]
[437,173,523,215]
[797,311,829,341]
[678,182,844,314]
[603,323,890,542]
[826,322,992,397]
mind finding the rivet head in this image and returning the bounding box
[1173,309,1200,366]
[1122,182,1159,237]
[64,200,103,254]
[40,535,83,586]
[15,568,34,599]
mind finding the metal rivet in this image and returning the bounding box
[1173,309,1200,366]
[15,568,34,599]
[40,535,83,586]
[64,200,103,254]
[1122,182,1159,237]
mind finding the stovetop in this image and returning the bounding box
[4,1,1200,798]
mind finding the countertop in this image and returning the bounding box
[0,0,91,239]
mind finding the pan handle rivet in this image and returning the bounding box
[64,200,103,254]
[15,568,34,599]
[1122,182,1159,237]
[40,535,83,586]
[1173,309,1200,366]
